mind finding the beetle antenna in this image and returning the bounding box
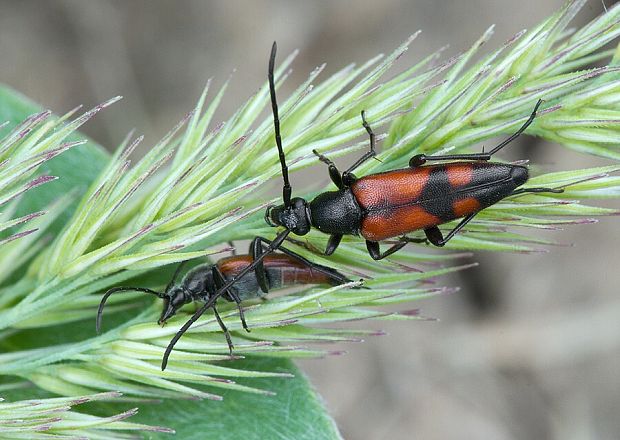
[269,41,292,207]
[161,228,291,370]
[97,286,162,334]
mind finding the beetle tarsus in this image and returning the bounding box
[342,110,378,181]
[486,98,543,157]
[212,305,234,354]
[408,99,544,166]
[511,187,564,196]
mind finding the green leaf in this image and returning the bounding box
[122,357,341,440]
[0,85,342,439]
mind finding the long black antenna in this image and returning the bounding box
[161,42,296,371]
[269,41,292,207]
[96,286,162,334]
[161,228,291,370]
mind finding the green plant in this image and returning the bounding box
[0,0,619,438]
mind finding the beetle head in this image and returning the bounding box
[265,197,311,235]
[158,286,189,324]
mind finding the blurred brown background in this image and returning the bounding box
[1,1,619,439]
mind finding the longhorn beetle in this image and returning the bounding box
[98,238,351,353]
[160,42,562,370]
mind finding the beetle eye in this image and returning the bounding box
[265,204,285,227]
[264,205,277,226]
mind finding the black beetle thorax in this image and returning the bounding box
[182,265,213,300]
[309,189,362,235]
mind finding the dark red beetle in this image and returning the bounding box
[98,238,350,351]
[161,42,561,369]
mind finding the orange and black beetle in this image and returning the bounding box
[160,42,562,370]
[264,42,561,260]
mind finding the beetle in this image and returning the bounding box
[97,237,351,353]
[264,42,560,260]
[161,42,562,369]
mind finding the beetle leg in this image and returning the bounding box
[313,149,344,189]
[249,237,269,293]
[342,110,377,185]
[485,99,543,156]
[212,265,249,333]
[511,187,564,196]
[366,236,428,260]
[409,100,543,167]
[315,111,377,188]
[212,305,234,354]
[285,236,324,254]
[425,212,477,246]
[424,226,444,246]
[325,234,343,256]
[278,233,345,261]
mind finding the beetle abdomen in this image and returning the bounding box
[351,162,528,241]
[217,254,340,300]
